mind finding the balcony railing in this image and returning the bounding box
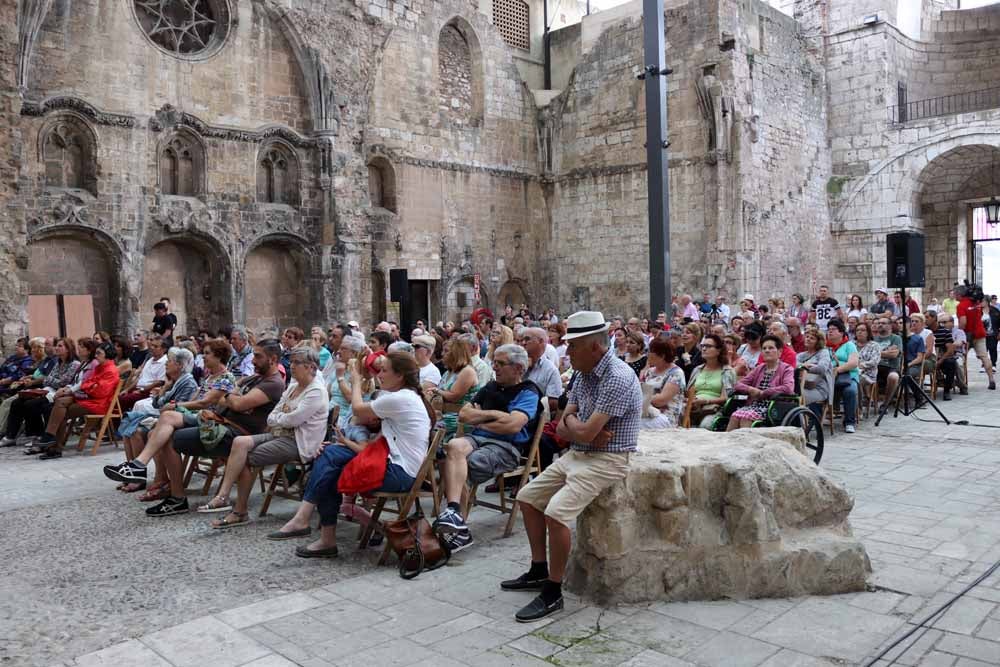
[888,86,1000,124]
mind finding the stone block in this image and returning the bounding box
[566,427,870,604]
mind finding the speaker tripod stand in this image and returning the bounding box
[874,288,951,427]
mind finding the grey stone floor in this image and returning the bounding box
[4,367,1000,667]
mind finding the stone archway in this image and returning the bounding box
[27,232,119,332]
[498,279,529,311]
[912,144,1000,297]
[445,276,485,324]
[142,239,230,335]
[244,241,308,335]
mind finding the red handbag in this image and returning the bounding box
[337,436,390,494]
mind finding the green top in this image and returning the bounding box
[693,368,724,400]
[833,341,860,381]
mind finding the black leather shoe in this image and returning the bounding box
[38,449,62,460]
[515,594,563,622]
[501,572,547,591]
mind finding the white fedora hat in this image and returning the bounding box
[563,311,611,341]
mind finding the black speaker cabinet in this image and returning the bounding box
[886,232,925,289]
[389,268,408,302]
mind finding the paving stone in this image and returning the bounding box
[652,600,757,631]
[935,632,1000,662]
[73,639,173,667]
[751,598,905,663]
[373,597,469,637]
[216,591,324,629]
[931,597,996,635]
[756,648,842,666]
[240,655,301,667]
[330,638,436,667]
[408,611,493,645]
[301,598,390,634]
[872,564,953,597]
[605,612,717,658]
[914,652,958,667]
[310,627,396,661]
[141,616,270,667]
[507,633,566,659]
[683,631,781,667]
[472,645,555,666]
[531,606,630,647]
[430,626,510,660]
[617,649,696,666]
[546,632,645,666]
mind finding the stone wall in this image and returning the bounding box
[0,0,25,349]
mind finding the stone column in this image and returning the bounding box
[1,0,27,351]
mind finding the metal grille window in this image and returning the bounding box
[493,0,530,51]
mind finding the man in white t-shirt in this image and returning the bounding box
[412,335,441,388]
[119,334,168,412]
[519,328,563,415]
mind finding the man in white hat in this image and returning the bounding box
[412,334,441,388]
[502,310,642,623]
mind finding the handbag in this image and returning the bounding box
[383,500,450,579]
[834,371,853,389]
[337,435,390,494]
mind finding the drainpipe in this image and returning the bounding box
[543,0,551,89]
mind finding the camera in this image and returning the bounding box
[956,281,985,304]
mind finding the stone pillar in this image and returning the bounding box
[0,0,27,351]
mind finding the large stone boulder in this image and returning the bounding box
[565,427,870,604]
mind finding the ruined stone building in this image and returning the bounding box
[1,0,998,346]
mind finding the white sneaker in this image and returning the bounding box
[15,435,35,446]
[0,436,16,447]
[845,424,856,434]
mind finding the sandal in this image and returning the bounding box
[196,495,232,513]
[116,482,128,492]
[122,481,146,493]
[138,482,169,502]
[210,512,249,530]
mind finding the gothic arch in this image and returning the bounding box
[438,16,485,127]
[142,234,233,334]
[367,156,397,213]
[26,225,125,332]
[37,113,99,194]
[498,278,530,310]
[241,233,314,332]
[256,139,300,206]
[156,127,207,196]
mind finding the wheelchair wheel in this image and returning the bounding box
[781,406,824,464]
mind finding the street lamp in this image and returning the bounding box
[986,196,1000,226]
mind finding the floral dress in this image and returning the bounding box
[641,365,686,429]
[732,368,776,421]
[436,369,480,440]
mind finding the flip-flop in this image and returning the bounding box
[266,527,311,541]
[138,483,169,502]
[122,482,146,493]
[294,545,338,558]
[210,512,249,530]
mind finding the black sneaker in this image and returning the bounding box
[103,460,147,483]
[146,496,189,517]
[38,449,62,460]
[990,381,996,390]
[501,571,548,591]
[515,594,564,622]
[34,434,56,447]
[444,529,474,553]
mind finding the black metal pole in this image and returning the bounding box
[641,0,671,316]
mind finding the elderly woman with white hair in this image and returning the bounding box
[328,334,370,432]
[200,346,329,527]
[116,347,199,492]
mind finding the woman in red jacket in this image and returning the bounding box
[35,342,120,459]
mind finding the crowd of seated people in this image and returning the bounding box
[0,282,992,581]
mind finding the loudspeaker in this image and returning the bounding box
[389,269,408,302]
[886,232,925,289]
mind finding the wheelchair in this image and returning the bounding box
[706,393,825,464]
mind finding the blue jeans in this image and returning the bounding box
[835,379,858,427]
[303,444,415,526]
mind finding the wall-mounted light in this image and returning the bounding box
[862,14,879,25]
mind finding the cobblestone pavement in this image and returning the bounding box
[5,369,1000,667]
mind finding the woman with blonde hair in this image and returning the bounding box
[486,322,514,363]
[429,337,480,439]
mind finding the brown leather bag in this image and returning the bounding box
[383,501,450,579]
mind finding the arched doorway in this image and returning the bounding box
[27,232,118,332]
[913,144,1000,298]
[142,239,229,335]
[244,242,307,335]
[498,279,529,311]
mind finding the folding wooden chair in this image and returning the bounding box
[358,428,445,565]
[257,460,311,517]
[680,384,698,428]
[464,418,545,538]
[182,455,226,495]
[76,378,126,455]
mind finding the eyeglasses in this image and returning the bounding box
[699,344,717,350]
[492,360,511,368]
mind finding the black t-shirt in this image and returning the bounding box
[129,347,150,370]
[152,314,177,336]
